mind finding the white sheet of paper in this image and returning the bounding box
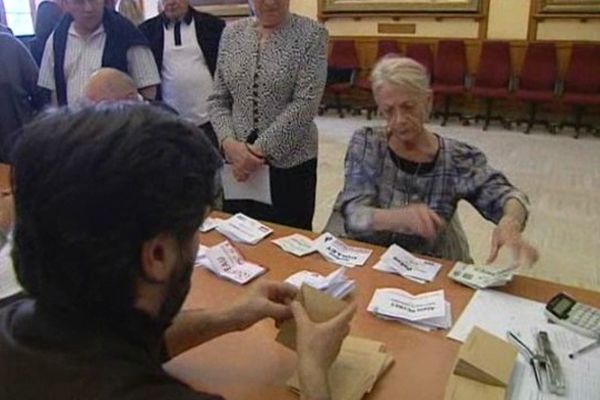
[313,233,372,267]
[272,234,316,257]
[447,290,600,400]
[216,213,273,245]
[284,267,355,299]
[367,288,446,322]
[373,245,441,283]
[0,243,21,300]
[222,164,272,205]
[199,217,224,233]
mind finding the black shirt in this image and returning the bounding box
[0,299,223,400]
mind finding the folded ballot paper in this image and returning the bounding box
[313,233,373,267]
[199,217,224,233]
[286,336,394,400]
[367,288,452,331]
[372,244,442,284]
[285,267,355,299]
[448,262,517,290]
[194,241,266,285]
[272,234,316,257]
[215,213,273,245]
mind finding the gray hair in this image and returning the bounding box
[370,56,431,97]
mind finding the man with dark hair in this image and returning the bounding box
[0,104,355,400]
[139,0,225,147]
[38,0,160,105]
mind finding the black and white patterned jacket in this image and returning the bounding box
[208,14,328,168]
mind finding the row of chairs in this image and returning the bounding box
[320,40,600,138]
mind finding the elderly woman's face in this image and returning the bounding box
[252,0,290,28]
[375,82,429,144]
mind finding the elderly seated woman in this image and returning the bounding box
[327,56,538,266]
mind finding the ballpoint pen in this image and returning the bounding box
[507,331,543,391]
[569,339,600,359]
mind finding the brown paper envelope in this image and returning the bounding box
[444,374,506,400]
[276,285,348,350]
[454,327,517,387]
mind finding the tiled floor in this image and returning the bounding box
[313,114,600,293]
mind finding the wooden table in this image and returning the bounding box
[165,218,600,399]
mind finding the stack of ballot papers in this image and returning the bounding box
[194,241,266,285]
[272,234,316,257]
[286,336,394,400]
[312,233,372,267]
[367,288,452,331]
[215,213,273,245]
[199,217,224,233]
[372,244,442,284]
[448,262,517,289]
[284,267,355,299]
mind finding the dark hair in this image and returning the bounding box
[11,103,222,319]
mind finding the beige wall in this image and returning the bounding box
[487,0,530,40]
[288,0,600,42]
[537,20,600,41]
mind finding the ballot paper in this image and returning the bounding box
[216,213,273,245]
[197,241,266,285]
[372,244,442,284]
[194,245,210,267]
[272,234,316,257]
[222,164,272,205]
[367,288,452,331]
[448,262,517,290]
[285,267,355,299]
[313,233,373,267]
[199,217,224,233]
[286,336,394,400]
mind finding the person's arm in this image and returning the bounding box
[207,27,237,148]
[164,280,296,359]
[251,26,328,161]
[37,33,57,105]
[126,45,160,101]
[455,143,538,265]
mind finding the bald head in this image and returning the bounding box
[83,68,140,104]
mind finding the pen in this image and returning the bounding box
[569,340,600,359]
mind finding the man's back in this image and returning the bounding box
[0,299,221,400]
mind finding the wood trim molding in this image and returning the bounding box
[320,12,484,22]
[528,0,539,41]
[477,0,490,39]
[533,13,600,22]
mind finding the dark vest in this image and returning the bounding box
[138,7,225,100]
[52,9,149,105]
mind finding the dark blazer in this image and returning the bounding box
[139,7,224,85]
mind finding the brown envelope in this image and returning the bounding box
[276,284,348,350]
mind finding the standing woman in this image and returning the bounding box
[208,0,328,230]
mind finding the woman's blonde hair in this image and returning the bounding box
[370,56,431,98]
[118,0,144,26]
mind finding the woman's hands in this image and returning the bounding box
[222,138,265,182]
